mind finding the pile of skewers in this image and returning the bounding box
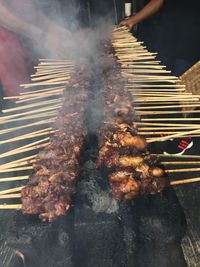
[97,47,168,201]
[21,61,91,222]
[0,26,200,221]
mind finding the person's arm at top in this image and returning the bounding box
[0,2,72,57]
[0,2,43,41]
[119,0,164,30]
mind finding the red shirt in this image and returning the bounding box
[0,0,38,96]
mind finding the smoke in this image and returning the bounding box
[5,0,117,61]
[0,1,116,186]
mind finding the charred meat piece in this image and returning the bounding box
[97,51,168,201]
[21,64,90,222]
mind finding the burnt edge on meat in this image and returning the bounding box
[21,60,91,222]
[96,42,169,201]
[21,40,169,222]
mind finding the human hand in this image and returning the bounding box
[119,18,136,30]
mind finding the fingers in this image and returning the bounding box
[118,20,132,30]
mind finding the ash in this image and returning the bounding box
[77,159,119,214]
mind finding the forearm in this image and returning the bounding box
[0,3,43,41]
[130,0,164,25]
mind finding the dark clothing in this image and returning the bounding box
[136,0,200,75]
[156,0,200,61]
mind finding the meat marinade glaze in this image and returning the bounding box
[21,61,91,222]
[97,43,169,201]
[21,41,169,222]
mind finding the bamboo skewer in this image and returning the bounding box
[0,118,54,135]
[9,88,64,99]
[31,69,73,77]
[19,86,65,95]
[0,204,22,209]
[142,118,200,121]
[0,160,36,170]
[31,73,70,82]
[0,176,29,182]
[147,128,200,143]
[0,155,37,169]
[0,186,25,195]
[0,128,56,145]
[0,166,33,173]
[138,126,200,130]
[135,122,200,127]
[162,162,200,165]
[152,154,200,159]
[126,84,185,88]
[0,111,57,125]
[21,80,69,89]
[138,110,200,115]
[0,137,50,159]
[0,194,21,199]
[135,104,200,110]
[0,143,49,159]
[4,89,63,99]
[15,93,63,104]
[171,177,200,185]
[0,104,61,122]
[167,168,200,173]
[2,98,62,113]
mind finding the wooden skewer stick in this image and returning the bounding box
[138,126,200,131]
[0,155,37,169]
[0,158,36,169]
[147,128,200,143]
[0,143,49,159]
[132,93,193,97]
[162,161,200,165]
[167,168,200,173]
[135,104,200,110]
[171,177,200,185]
[142,118,200,121]
[135,99,199,103]
[0,137,50,159]
[4,88,64,99]
[0,194,21,199]
[139,131,191,135]
[21,80,69,89]
[0,186,25,195]
[0,160,36,170]
[126,84,185,88]
[135,122,200,127]
[16,94,63,104]
[0,166,33,173]
[31,69,73,77]
[0,176,29,182]
[31,73,70,82]
[151,153,200,159]
[0,204,22,209]
[0,104,61,122]
[0,128,56,145]
[138,110,200,115]
[19,86,65,95]
[0,118,54,135]
[128,88,185,92]
[0,111,57,125]
[17,88,64,99]
[2,98,62,113]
